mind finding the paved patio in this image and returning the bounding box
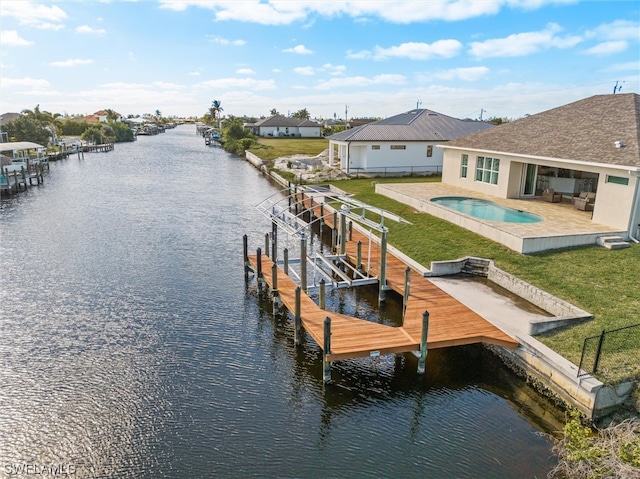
[376,182,625,253]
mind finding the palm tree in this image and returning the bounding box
[21,105,62,145]
[208,100,223,128]
[104,109,119,122]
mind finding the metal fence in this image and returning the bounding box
[578,323,640,383]
[348,165,442,178]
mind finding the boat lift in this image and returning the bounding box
[252,184,411,301]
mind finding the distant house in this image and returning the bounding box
[328,109,493,175]
[0,112,21,126]
[93,110,123,122]
[248,114,322,138]
[439,93,640,238]
[83,115,101,124]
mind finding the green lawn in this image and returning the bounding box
[247,138,329,161]
[326,177,640,384]
[249,142,640,385]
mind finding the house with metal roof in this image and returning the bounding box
[439,93,640,240]
[328,109,493,175]
[248,114,322,138]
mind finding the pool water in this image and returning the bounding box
[431,196,543,223]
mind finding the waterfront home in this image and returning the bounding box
[247,114,322,138]
[327,108,493,176]
[439,93,640,241]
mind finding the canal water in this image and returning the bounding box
[0,126,562,478]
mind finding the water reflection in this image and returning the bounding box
[1,126,560,478]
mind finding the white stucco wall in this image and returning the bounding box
[441,147,640,232]
[333,140,443,173]
[298,126,321,137]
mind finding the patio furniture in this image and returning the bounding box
[572,191,596,211]
[542,188,561,203]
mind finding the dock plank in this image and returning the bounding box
[247,193,517,364]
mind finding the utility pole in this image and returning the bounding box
[345,105,349,129]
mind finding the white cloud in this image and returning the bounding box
[196,77,276,90]
[208,36,246,46]
[588,20,640,41]
[50,59,94,67]
[321,63,346,75]
[283,44,313,54]
[469,23,582,58]
[157,0,575,25]
[189,71,202,76]
[236,68,256,75]
[316,73,406,90]
[604,61,640,73]
[372,40,463,60]
[584,41,628,56]
[420,66,491,82]
[0,30,33,46]
[75,25,107,35]
[0,77,50,89]
[0,1,67,29]
[294,66,315,76]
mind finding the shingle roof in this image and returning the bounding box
[329,108,493,142]
[444,93,640,168]
[254,114,321,128]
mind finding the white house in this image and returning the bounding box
[248,114,322,138]
[439,93,640,240]
[328,109,493,175]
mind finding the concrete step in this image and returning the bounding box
[596,235,630,249]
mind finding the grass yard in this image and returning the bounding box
[248,143,640,385]
[247,138,329,161]
[325,177,640,385]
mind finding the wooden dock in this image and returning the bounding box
[246,190,518,380]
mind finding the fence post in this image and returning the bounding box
[593,329,606,374]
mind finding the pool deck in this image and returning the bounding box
[376,183,625,253]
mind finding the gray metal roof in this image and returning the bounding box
[0,141,46,152]
[329,109,493,142]
[444,93,640,168]
[254,114,321,128]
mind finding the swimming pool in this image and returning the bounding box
[431,197,543,223]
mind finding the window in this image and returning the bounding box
[606,175,629,185]
[426,145,433,157]
[371,145,380,150]
[390,145,406,150]
[461,154,468,178]
[475,156,500,184]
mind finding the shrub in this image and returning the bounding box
[548,410,640,478]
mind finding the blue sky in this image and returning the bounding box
[1,0,638,121]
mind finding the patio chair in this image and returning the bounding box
[573,191,596,211]
[542,188,561,203]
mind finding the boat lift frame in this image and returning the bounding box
[253,184,411,301]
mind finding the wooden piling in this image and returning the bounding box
[323,317,332,383]
[272,263,279,315]
[243,234,249,280]
[271,222,278,262]
[417,311,429,374]
[264,233,270,258]
[403,267,411,318]
[256,247,263,294]
[294,286,302,345]
[283,248,289,275]
[340,211,347,255]
[319,279,326,310]
[378,228,388,303]
[300,236,307,293]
